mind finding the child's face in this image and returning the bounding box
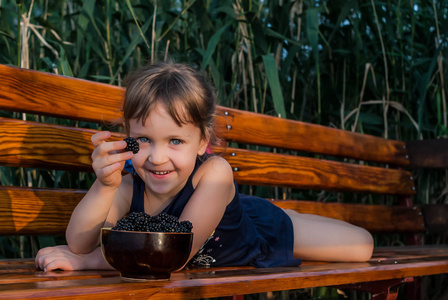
[129,103,208,201]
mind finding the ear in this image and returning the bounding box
[197,136,210,156]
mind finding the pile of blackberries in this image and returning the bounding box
[123,137,139,154]
[112,212,193,233]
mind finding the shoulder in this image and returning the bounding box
[193,156,234,186]
[192,155,235,204]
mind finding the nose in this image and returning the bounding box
[147,144,167,165]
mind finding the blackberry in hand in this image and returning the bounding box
[123,137,139,154]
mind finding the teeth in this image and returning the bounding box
[153,171,170,175]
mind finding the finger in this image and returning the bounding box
[44,260,74,271]
[35,247,54,269]
[92,151,132,171]
[35,255,43,270]
[36,255,52,271]
[92,141,128,160]
[104,140,128,153]
[91,131,111,147]
[95,161,126,179]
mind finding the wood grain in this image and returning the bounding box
[0,64,124,124]
[0,186,84,235]
[0,118,123,172]
[215,107,409,166]
[0,186,423,235]
[222,147,415,195]
[271,200,425,233]
[0,118,414,194]
[0,246,447,299]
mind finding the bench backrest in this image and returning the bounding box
[0,64,425,237]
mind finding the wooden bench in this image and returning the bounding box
[0,63,447,300]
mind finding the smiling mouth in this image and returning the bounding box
[151,170,172,175]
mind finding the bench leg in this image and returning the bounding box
[336,277,415,300]
[399,196,424,246]
[404,276,421,300]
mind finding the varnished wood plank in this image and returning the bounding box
[373,245,448,260]
[0,259,35,268]
[0,118,123,171]
[271,200,425,233]
[0,185,420,235]
[1,246,446,285]
[406,139,448,168]
[0,186,83,235]
[215,107,409,166]
[222,148,415,195]
[0,118,414,194]
[0,64,124,124]
[0,270,119,285]
[0,248,447,299]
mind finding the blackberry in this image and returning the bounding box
[123,137,139,154]
[112,212,193,233]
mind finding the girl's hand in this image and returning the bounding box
[91,131,133,188]
[35,245,113,271]
[35,245,91,271]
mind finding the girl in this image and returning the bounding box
[35,61,373,271]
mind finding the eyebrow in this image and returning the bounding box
[130,131,193,140]
[167,133,192,140]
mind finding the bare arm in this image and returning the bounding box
[179,156,235,262]
[35,245,114,271]
[66,131,133,254]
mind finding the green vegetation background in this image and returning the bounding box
[0,0,447,298]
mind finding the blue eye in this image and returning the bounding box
[137,137,150,143]
[171,139,182,145]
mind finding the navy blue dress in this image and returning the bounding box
[128,158,301,268]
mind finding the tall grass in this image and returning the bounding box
[2,0,446,136]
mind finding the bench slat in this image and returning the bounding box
[0,64,409,165]
[0,118,414,194]
[0,118,121,171]
[0,186,422,235]
[0,247,447,299]
[215,107,409,166]
[0,187,83,235]
[0,64,124,123]
[271,200,425,233]
[224,148,415,195]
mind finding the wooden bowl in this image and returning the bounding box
[101,228,193,280]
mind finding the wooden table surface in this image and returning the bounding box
[0,245,447,300]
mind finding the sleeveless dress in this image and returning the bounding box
[128,158,301,268]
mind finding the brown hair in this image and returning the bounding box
[122,61,217,145]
